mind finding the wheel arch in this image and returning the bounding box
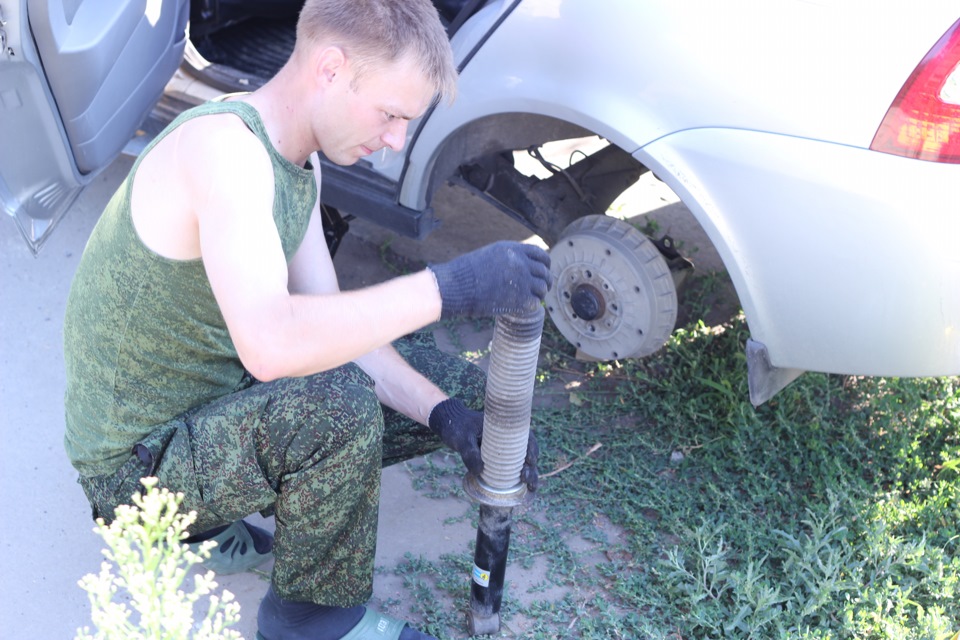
[402,108,659,246]
[414,112,594,215]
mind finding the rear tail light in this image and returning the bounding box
[870,18,960,163]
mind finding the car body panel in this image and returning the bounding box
[641,126,960,376]
[399,0,959,209]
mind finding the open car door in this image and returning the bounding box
[0,0,188,254]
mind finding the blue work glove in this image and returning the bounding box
[428,398,540,492]
[428,241,551,319]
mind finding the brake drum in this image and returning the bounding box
[546,215,677,360]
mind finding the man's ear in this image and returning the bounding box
[314,45,347,86]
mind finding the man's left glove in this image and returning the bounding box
[428,397,539,492]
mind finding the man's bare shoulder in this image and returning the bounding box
[174,112,272,178]
[131,109,274,260]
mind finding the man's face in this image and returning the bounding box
[320,53,436,166]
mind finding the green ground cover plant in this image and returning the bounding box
[398,274,960,639]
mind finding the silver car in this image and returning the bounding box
[2,0,958,403]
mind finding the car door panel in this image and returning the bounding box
[29,0,189,174]
[1,0,187,253]
[0,47,83,253]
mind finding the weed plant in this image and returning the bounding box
[76,478,241,639]
[396,273,959,639]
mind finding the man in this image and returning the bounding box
[63,1,548,638]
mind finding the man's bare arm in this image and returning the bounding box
[187,122,442,382]
[286,156,448,423]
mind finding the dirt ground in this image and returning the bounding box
[0,152,728,638]
[329,176,733,636]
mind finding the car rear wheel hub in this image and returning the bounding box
[546,215,678,360]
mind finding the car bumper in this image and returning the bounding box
[640,127,960,377]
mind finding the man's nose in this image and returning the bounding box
[381,119,409,152]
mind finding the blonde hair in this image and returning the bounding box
[296,0,458,105]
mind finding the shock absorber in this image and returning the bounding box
[463,306,544,635]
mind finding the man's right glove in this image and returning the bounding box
[428,241,551,319]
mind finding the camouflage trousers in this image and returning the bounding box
[78,333,485,607]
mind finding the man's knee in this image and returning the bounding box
[394,333,487,408]
[263,367,384,473]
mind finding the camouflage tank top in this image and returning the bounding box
[63,100,316,477]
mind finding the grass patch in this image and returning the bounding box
[393,273,960,639]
